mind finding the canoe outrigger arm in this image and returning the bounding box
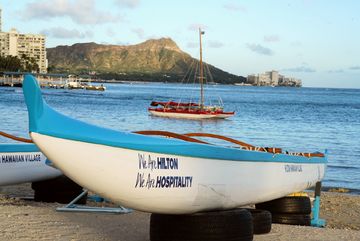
[133,131,325,158]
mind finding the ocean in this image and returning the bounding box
[1,83,359,194]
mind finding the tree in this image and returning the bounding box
[47,65,56,73]
[0,55,22,71]
[21,54,39,73]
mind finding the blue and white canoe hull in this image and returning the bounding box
[32,132,326,214]
[22,75,328,214]
[0,143,63,186]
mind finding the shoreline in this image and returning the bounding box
[306,188,360,197]
[1,183,359,240]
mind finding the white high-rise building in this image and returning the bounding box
[0,8,48,73]
[0,7,2,32]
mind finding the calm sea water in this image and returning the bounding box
[1,83,359,194]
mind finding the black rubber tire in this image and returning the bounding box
[271,213,311,226]
[32,175,83,192]
[34,189,87,204]
[255,196,311,214]
[150,209,253,241]
[245,208,272,235]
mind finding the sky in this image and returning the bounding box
[1,0,359,88]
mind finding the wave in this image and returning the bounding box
[327,165,359,170]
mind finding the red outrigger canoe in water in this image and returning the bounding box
[148,102,235,119]
[149,28,235,119]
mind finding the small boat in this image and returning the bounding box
[85,85,106,91]
[149,28,235,119]
[0,143,62,186]
[22,75,327,214]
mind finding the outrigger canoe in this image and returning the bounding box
[0,143,62,186]
[22,75,327,214]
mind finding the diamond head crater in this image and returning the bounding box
[47,38,246,84]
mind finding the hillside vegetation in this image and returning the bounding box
[47,38,246,84]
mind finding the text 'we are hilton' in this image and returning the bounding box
[135,154,193,189]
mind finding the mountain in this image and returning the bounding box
[46,38,246,84]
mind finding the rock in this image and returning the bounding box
[328,188,350,193]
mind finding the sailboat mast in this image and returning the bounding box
[199,28,204,107]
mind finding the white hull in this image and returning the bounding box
[32,133,326,214]
[214,113,235,118]
[0,144,62,186]
[149,110,216,119]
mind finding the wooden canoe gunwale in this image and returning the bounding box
[133,131,324,157]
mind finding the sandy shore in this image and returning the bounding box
[1,183,359,240]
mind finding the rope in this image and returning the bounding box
[0,131,33,143]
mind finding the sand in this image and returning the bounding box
[1,183,359,240]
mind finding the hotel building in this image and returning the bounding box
[0,7,48,73]
[247,70,302,87]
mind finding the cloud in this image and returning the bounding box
[246,43,274,56]
[223,4,247,12]
[264,35,279,42]
[113,0,140,8]
[208,41,224,48]
[116,41,130,46]
[349,66,360,70]
[328,69,344,73]
[187,42,198,48]
[291,42,302,47]
[17,0,123,25]
[147,34,163,40]
[283,66,316,73]
[85,30,94,38]
[40,27,88,39]
[132,28,145,39]
[188,24,209,31]
[106,28,116,38]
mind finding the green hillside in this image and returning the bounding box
[47,38,246,84]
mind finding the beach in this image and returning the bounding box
[0,183,359,240]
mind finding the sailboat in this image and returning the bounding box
[148,28,235,119]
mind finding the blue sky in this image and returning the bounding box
[1,0,359,88]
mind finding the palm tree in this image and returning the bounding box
[47,65,56,73]
[6,55,22,71]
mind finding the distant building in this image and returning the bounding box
[0,8,48,73]
[278,75,302,87]
[247,74,258,85]
[259,73,271,86]
[247,70,302,87]
[267,70,279,86]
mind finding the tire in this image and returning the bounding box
[32,175,83,192]
[245,208,272,235]
[255,196,311,214]
[271,213,311,226]
[34,189,87,204]
[150,209,253,241]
